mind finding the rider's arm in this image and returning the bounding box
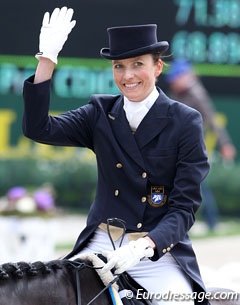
[34,58,55,84]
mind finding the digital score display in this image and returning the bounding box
[169,0,240,66]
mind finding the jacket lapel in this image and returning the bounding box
[134,90,171,148]
[108,97,146,168]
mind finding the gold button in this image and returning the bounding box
[170,244,174,248]
[162,249,167,253]
[167,247,171,252]
[116,163,122,168]
[141,197,147,203]
[137,223,142,229]
[114,190,119,196]
[142,172,147,179]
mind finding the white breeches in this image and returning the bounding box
[72,228,194,305]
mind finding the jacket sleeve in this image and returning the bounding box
[22,75,96,149]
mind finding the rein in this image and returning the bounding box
[86,275,119,305]
[67,259,119,305]
[70,218,127,305]
[67,260,86,305]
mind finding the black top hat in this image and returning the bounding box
[100,24,169,60]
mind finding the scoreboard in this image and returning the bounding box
[171,0,240,66]
[163,0,240,94]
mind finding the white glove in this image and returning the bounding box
[102,238,154,275]
[36,7,76,64]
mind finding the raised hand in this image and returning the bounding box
[36,7,76,64]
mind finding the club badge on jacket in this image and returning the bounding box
[148,186,167,207]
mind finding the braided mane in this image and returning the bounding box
[0,257,111,305]
[0,259,87,281]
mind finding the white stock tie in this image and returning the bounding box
[123,87,159,132]
[126,105,149,132]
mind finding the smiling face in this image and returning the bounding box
[112,54,163,102]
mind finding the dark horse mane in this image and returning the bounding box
[0,260,66,279]
[0,258,112,305]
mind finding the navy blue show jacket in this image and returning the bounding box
[23,76,210,303]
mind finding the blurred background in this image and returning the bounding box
[0,0,239,291]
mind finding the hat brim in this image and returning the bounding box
[100,41,169,60]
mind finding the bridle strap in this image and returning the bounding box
[75,268,82,305]
[65,260,85,305]
[86,275,119,305]
[68,259,118,305]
